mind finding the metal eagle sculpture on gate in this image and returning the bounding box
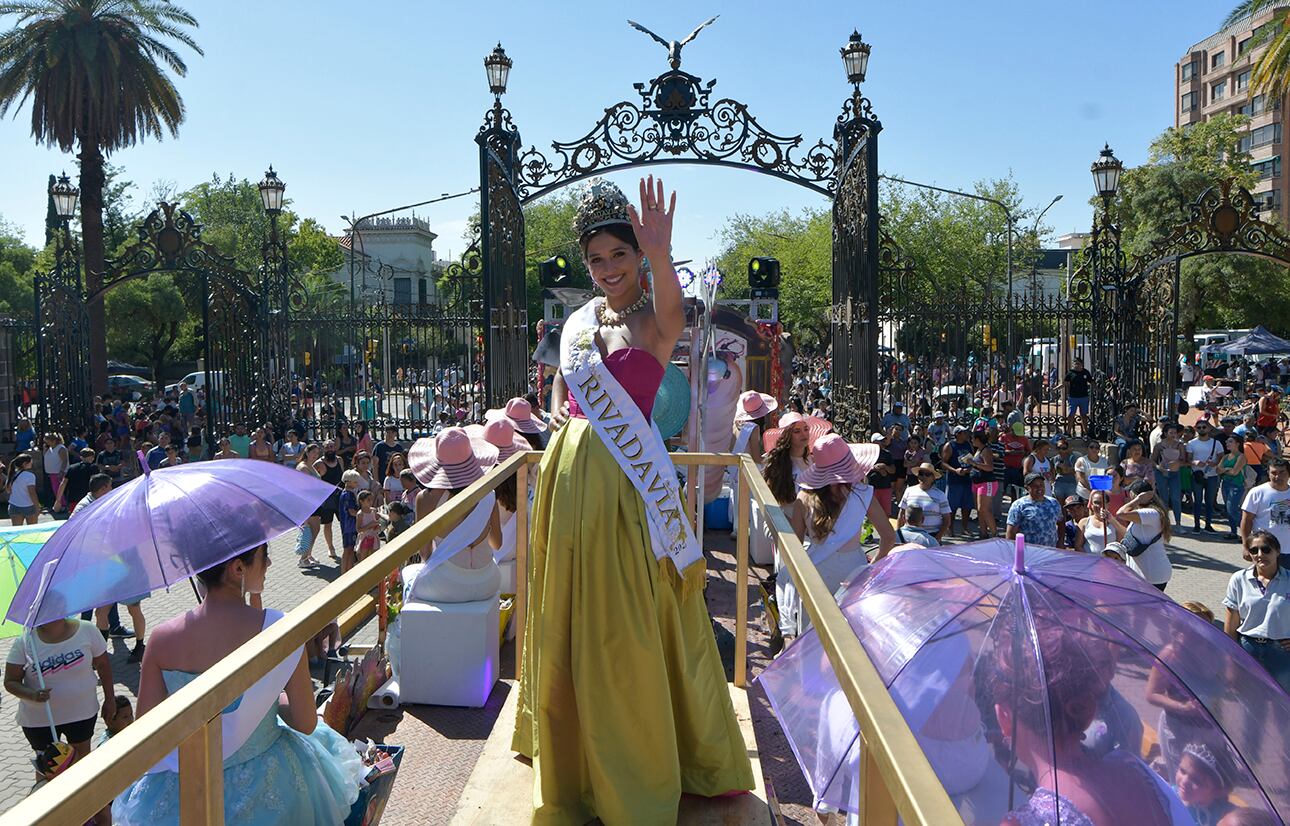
[627,15,719,69]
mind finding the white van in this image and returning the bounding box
[165,370,224,397]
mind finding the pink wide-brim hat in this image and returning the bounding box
[408,427,497,489]
[735,390,778,424]
[465,420,529,464]
[797,433,879,491]
[486,397,547,434]
[762,412,833,453]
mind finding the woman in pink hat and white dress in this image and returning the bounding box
[487,397,548,451]
[727,391,777,543]
[777,434,896,638]
[402,428,503,604]
[466,418,532,593]
[731,390,777,466]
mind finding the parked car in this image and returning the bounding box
[164,370,224,397]
[108,374,152,401]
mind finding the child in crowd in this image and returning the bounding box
[338,470,361,573]
[356,490,381,561]
[98,695,134,746]
[386,502,413,543]
[1173,742,1236,826]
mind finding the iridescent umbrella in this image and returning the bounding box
[759,537,1290,824]
[6,458,336,628]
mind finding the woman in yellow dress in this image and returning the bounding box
[512,176,754,824]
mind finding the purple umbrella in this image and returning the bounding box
[759,537,1290,824]
[7,458,336,627]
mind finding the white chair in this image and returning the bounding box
[395,597,499,707]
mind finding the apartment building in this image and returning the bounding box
[1176,6,1289,217]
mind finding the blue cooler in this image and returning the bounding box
[704,497,733,531]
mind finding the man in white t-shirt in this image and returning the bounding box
[897,463,951,542]
[1187,420,1225,533]
[1241,458,1290,561]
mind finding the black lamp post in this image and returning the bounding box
[258,166,290,437]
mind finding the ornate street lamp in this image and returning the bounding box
[841,30,871,86]
[484,43,512,97]
[1091,144,1123,202]
[50,172,78,220]
[257,166,286,215]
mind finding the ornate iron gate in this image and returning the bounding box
[475,33,880,426]
[98,203,273,441]
[34,238,90,440]
[36,202,276,444]
[478,103,529,406]
[830,89,882,440]
[287,246,484,442]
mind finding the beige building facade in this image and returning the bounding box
[1175,7,1289,217]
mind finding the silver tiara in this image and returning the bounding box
[573,179,631,239]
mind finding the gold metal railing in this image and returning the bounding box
[2,451,958,825]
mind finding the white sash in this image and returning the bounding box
[724,422,758,489]
[405,493,496,601]
[804,486,873,567]
[494,506,517,564]
[151,610,301,774]
[560,300,703,572]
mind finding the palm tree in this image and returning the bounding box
[1225,1,1290,99]
[0,0,201,395]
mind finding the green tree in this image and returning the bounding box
[712,176,1037,353]
[104,272,194,382]
[1109,112,1290,341]
[0,216,37,316]
[714,208,833,347]
[0,0,202,394]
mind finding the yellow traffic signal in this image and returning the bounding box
[304,351,311,367]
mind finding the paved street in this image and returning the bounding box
[0,510,1251,818]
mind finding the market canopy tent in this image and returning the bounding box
[1216,326,1290,356]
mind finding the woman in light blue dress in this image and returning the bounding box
[114,544,362,825]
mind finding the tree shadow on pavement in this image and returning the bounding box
[1166,543,1242,575]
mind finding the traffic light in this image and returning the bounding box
[748,257,781,289]
[539,255,570,287]
[303,351,311,367]
[982,323,992,346]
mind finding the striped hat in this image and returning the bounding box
[762,412,833,453]
[797,434,879,491]
[734,390,778,424]
[408,427,496,490]
[486,397,547,434]
[466,420,529,464]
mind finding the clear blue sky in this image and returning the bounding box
[0,0,1235,263]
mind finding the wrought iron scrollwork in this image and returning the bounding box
[512,67,841,201]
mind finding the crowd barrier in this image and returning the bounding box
[0,451,960,826]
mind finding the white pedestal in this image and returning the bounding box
[397,598,499,708]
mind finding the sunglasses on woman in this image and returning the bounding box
[1250,545,1277,556]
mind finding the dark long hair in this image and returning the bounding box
[762,433,797,505]
[196,544,267,590]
